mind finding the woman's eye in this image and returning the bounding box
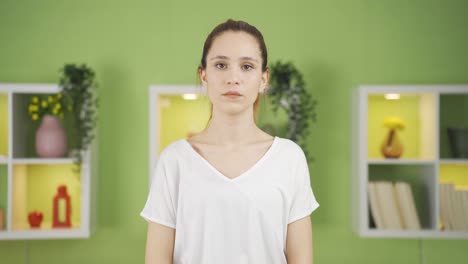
[242,64,253,70]
[215,63,226,69]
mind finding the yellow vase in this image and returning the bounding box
[381,128,403,158]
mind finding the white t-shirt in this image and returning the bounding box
[141,136,319,264]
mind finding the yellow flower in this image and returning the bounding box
[53,108,59,115]
[28,104,38,113]
[32,96,39,103]
[48,96,53,103]
[32,113,39,120]
[56,93,62,99]
[55,103,61,110]
[41,101,48,108]
[383,117,405,130]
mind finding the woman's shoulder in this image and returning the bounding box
[157,139,187,162]
[275,136,305,155]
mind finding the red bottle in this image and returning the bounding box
[52,185,71,228]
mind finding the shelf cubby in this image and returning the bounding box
[12,93,77,159]
[11,164,81,231]
[438,163,468,233]
[367,93,436,161]
[368,164,437,230]
[439,93,468,160]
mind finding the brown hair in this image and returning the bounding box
[198,19,268,126]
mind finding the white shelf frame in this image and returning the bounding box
[360,229,468,239]
[352,84,468,239]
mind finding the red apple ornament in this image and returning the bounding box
[28,211,43,228]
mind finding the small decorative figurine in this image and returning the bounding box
[52,185,71,228]
[28,210,43,228]
[381,117,405,158]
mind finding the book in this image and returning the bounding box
[463,188,468,230]
[440,183,454,230]
[449,184,464,230]
[368,182,384,229]
[456,187,468,231]
[394,181,421,230]
[375,181,403,229]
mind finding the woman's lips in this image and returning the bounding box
[223,91,242,98]
[223,94,242,98]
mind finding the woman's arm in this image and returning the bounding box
[145,222,176,264]
[286,216,314,264]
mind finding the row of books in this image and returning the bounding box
[368,181,421,230]
[439,183,468,231]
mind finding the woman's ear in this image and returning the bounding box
[199,67,207,88]
[260,68,270,93]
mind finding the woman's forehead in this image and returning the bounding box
[208,31,261,60]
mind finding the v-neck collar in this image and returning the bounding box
[182,136,279,182]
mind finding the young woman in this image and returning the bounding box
[141,19,319,264]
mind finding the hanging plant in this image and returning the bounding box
[267,60,318,160]
[58,63,99,172]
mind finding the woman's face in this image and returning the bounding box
[200,31,269,116]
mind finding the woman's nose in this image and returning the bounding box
[225,68,240,85]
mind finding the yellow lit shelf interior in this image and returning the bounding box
[158,94,210,153]
[12,164,81,231]
[439,164,468,187]
[0,93,8,157]
[367,93,436,160]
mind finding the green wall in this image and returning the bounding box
[1,0,468,263]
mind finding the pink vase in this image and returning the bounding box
[35,115,68,158]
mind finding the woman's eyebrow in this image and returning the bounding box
[209,55,259,62]
[240,56,259,63]
[210,55,229,61]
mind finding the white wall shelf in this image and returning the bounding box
[0,83,98,240]
[352,84,468,239]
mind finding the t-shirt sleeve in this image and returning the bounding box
[140,153,176,229]
[288,149,320,224]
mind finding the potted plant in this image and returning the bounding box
[28,93,72,158]
[266,60,318,160]
[59,63,99,172]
